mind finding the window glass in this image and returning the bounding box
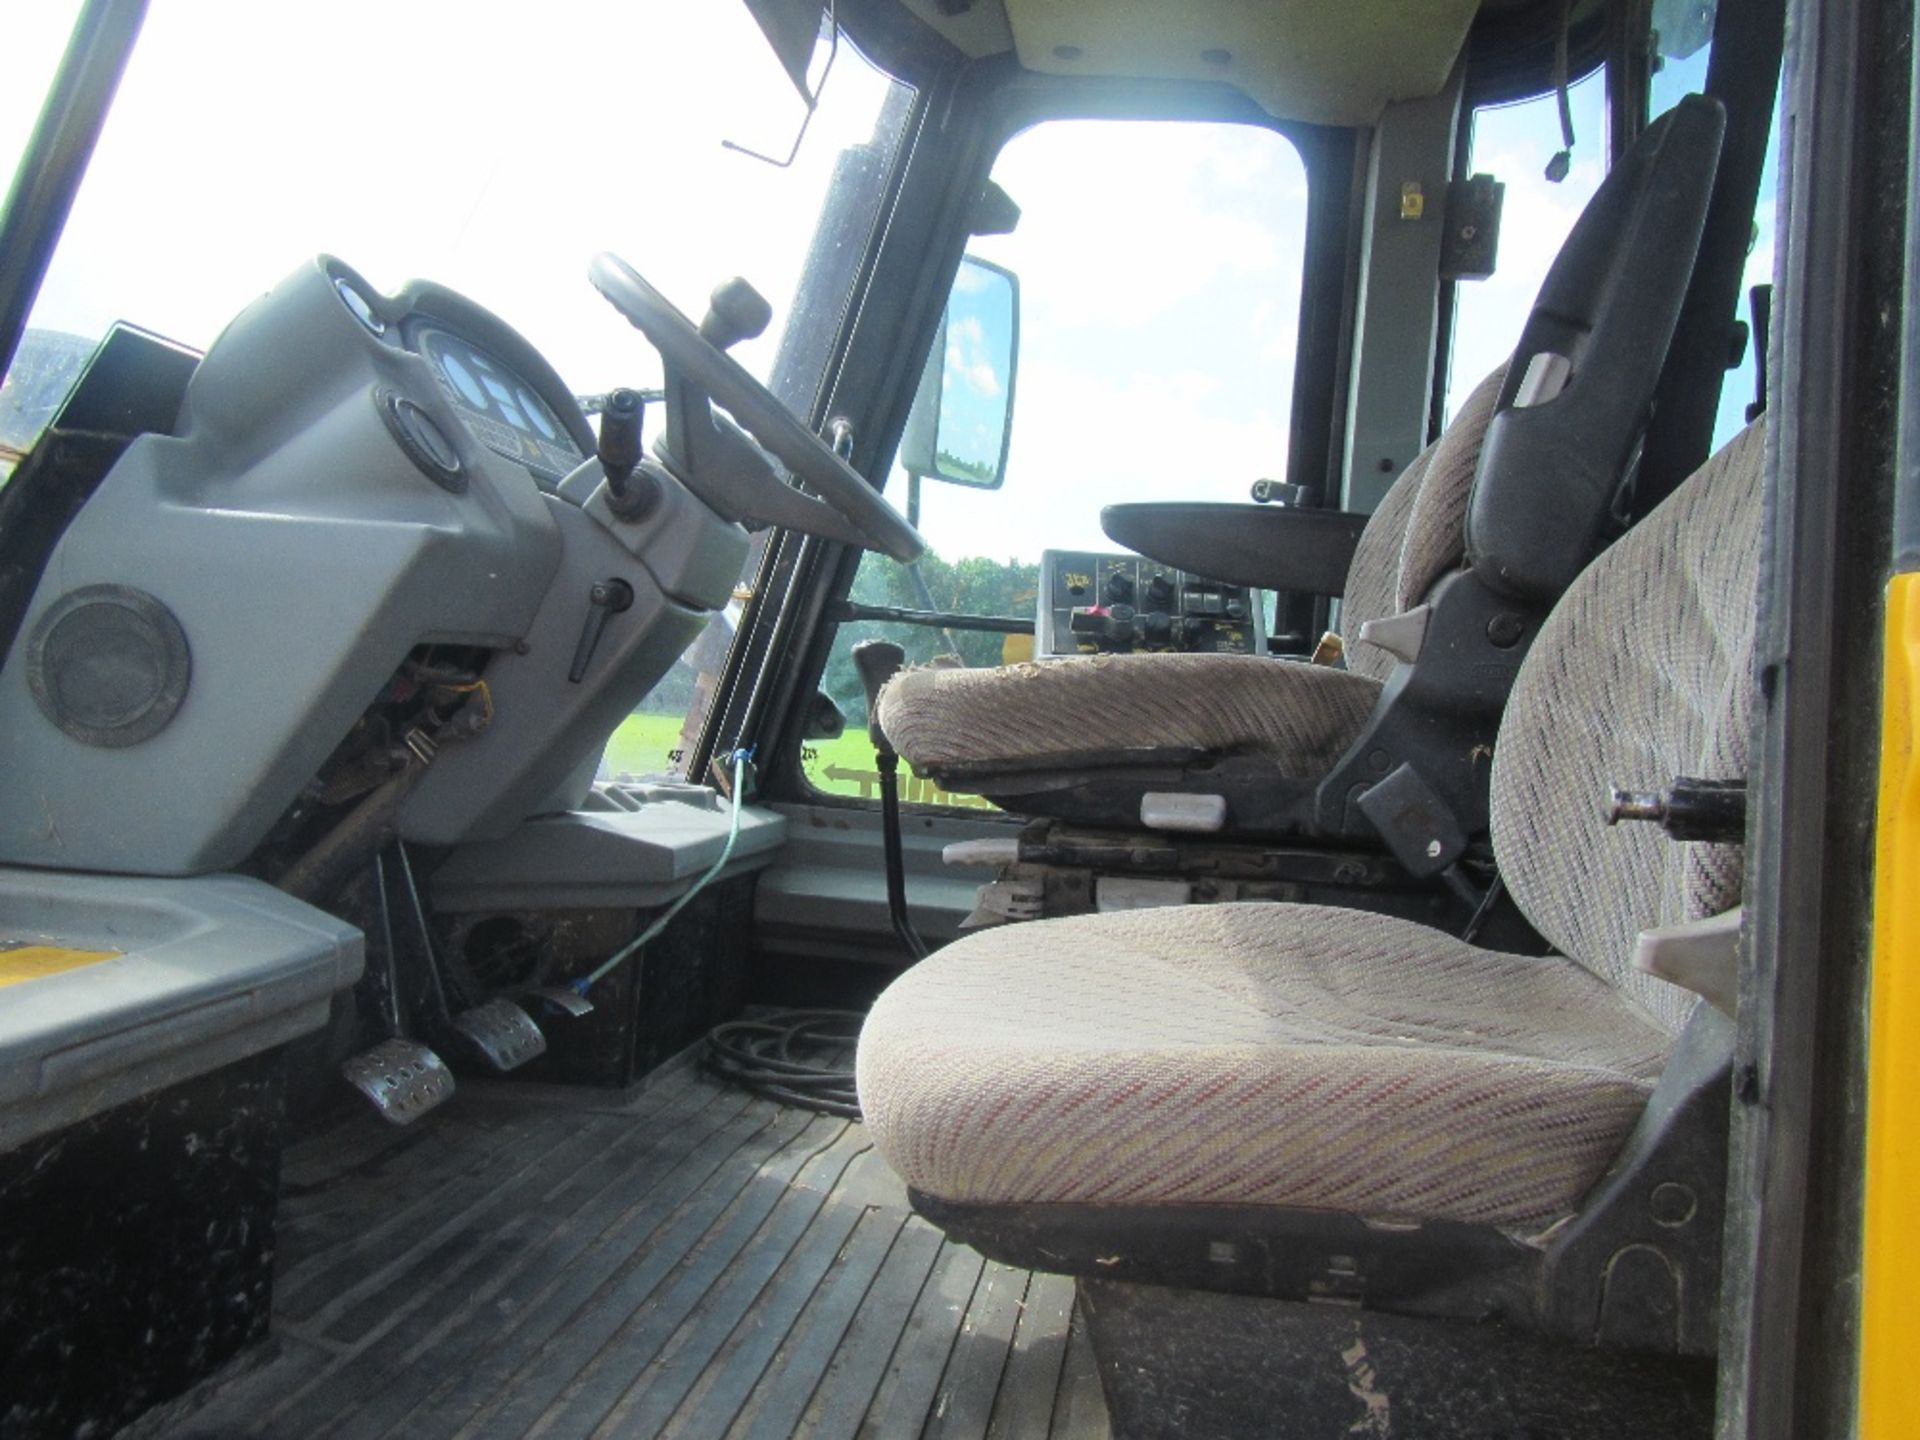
[5,3,895,398]
[1650,0,1717,121]
[804,119,1310,808]
[1712,82,1783,450]
[1645,0,1781,451]
[0,1,88,478]
[1445,67,1609,423]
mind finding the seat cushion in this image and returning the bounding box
[877,652,1381,784]
[857,902,1674,1230]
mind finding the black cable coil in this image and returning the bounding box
[706,1009,864,1119]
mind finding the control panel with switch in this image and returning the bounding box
[1035,550,1267,657]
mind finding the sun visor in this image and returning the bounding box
[744,0,826,102]
[1002,0,1480,127]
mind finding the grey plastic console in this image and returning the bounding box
[0,258,562,873]
[429,787,788,911]
[0,867,362,1152]
[398,479,747,845]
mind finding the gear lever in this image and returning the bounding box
[854,640,927,961]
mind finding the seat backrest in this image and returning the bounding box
[1342,366,1504,681]
[1341,96,1725,684]
[1490,420,1765,1033]
[1470,95,1727,602]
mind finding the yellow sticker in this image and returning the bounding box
[0,945,121,988]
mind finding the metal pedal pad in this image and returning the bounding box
[342,1039,454,1125]
[522,985,594,1018]
[450,998,548,1072]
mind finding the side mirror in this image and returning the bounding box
[900,255,1019,491]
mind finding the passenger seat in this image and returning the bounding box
[878,96,1728,867]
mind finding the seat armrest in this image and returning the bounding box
[1100,503,1367,597]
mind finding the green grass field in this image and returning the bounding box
[602,710,996,810]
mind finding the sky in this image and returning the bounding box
[3,4,1770,574]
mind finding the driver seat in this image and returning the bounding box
[877,96,1727,857]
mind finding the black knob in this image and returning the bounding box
[1142,611,1173,645]
[599,389,643,478]
[699,278,773,351]
[1224,597,1249,622]
[853,639,908,753]
[1103,572,1135,606]
[1144,573,1175,609]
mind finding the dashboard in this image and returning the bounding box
[326,262,591,488]
[413,325,583,484]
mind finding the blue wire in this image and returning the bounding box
[573,747,751,995]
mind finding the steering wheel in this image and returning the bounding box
[588,252,926,563]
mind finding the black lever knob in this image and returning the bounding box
[595,389,661,521]
[568,578,634,684]
[852,639,908,753]
[599,389,643,482]
[698,278,773,351]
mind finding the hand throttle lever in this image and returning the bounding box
[569,578,634,683]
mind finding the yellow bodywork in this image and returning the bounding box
[1862,570,1920,1435]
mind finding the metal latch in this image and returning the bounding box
[1605,777,1746,844]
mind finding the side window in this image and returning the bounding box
[804,119,1310,808]
[1650,0,1781,450]
[1444,67,1609,424]
[1714,84,1781,449]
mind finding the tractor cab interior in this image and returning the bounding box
[0,0,1899,1436]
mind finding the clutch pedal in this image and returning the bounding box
[450,997,548,1072]
[342,1038,455,1125]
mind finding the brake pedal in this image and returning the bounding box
[450,997,548,1072]
[342,1038,455,1125]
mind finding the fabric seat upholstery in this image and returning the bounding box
[856,903,1671,1227]
[858,422,1765,1232]
[876,369,1505,788]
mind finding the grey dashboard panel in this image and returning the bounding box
[428,793,788,911]
[0,868,362,1153]
[398,491,748,846]
[0,258,563,875]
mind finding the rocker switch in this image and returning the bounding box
[568,578,634,683]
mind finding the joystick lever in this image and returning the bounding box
[596,389,659,520]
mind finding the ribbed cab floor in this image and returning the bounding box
[137,1062,1110,1440]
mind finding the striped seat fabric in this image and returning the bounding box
[858,422,1765,1231]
